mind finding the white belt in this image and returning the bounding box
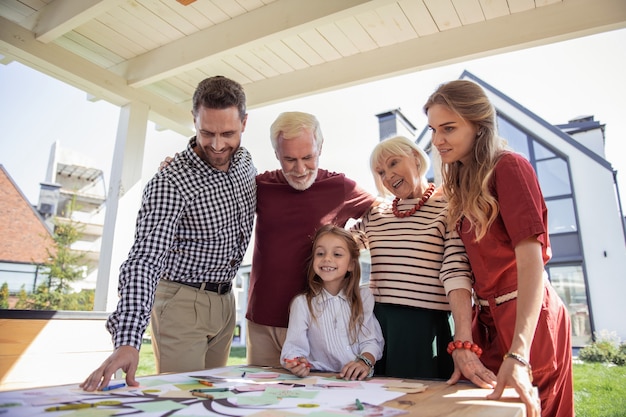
[476,290,518,307]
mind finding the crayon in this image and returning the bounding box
[285,357,312,368]
[192,392,214,399]
[355,398,364,410]
[102,382,126,391]
[45,403,94,411]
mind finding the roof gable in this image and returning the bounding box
[459,70,613,171]
[0,165,54,264]
[416,71,614,173]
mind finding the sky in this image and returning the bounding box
[1,28,625,208]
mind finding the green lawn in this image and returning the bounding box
[136,343,246,376]
[137,345,626,417]
[573,362,626,417]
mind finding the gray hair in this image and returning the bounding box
[270,112,324,151]
[370,136,430,198]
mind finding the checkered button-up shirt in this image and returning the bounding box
[106,138,257,349]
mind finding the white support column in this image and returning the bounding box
[94,101,149,312]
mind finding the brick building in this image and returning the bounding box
[0,165,54,293]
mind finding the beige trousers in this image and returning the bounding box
[150,280,235,373]
[245,319,288,368]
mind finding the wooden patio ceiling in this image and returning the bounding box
[1,0,625,137]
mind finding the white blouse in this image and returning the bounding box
[280,287,384,372]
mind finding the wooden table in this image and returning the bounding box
[380,378,525,417]
[0,367,525,416]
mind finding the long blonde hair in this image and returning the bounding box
[305,224,364,343]
[423,80,506,241]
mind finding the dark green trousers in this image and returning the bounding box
[374,302,454,380]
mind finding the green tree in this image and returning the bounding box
[28,196,91,310]
[43,220,86,294]
[27,283,57,310]
[59,289,95,311]
[14,196,95,311]
[14,286,29,309]
[0,282,9,308]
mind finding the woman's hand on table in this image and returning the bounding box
[283,357,311,378]
[339,359,371,381]
[487,358,541,417]
[447,349,496,389]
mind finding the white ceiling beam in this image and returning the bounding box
[23,0,122,44]
[113,0,397,87]
[244,0,626,108]
[0,15,194,137]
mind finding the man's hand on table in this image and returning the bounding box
[80,345,141,392]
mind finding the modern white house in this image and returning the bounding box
[37,141,108,292]
[380,71,626,346]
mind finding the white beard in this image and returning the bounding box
[284,168,318,191]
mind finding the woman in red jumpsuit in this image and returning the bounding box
[423,80,574,417]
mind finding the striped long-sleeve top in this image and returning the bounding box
[350,193,472,311]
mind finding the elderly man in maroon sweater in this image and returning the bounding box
[246,111,376,367]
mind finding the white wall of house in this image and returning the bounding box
[566,149,626,340]
[567,129,606,158]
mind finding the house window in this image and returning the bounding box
[498,117,530,158]
[0,262,46,294]
[536,158,572,198]
[533,140,557,160]
[546,198,577,234]
[497,114,581,241]
[547,264,592,347]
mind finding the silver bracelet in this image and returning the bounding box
[356,354,374,377]
[503,352,533,382]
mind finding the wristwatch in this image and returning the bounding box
[356,354,375,377]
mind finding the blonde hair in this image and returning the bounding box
[305,224,363,343]
[270,111,324,152]
[423,80,506,241]
[370,136,430,198]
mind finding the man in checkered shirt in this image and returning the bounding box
[81,76,257,392]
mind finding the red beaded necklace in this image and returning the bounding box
[392,183,436,218]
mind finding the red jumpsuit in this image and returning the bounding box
[459,152,574,417]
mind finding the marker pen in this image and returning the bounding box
[102,382,126,391]
[190,387,229,392]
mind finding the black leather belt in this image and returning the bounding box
[178,281,232,294]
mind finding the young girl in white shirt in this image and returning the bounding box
[281,224,384,380]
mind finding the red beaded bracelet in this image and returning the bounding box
[447,340,483,357]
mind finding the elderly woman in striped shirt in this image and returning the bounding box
[350,136,494,385]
